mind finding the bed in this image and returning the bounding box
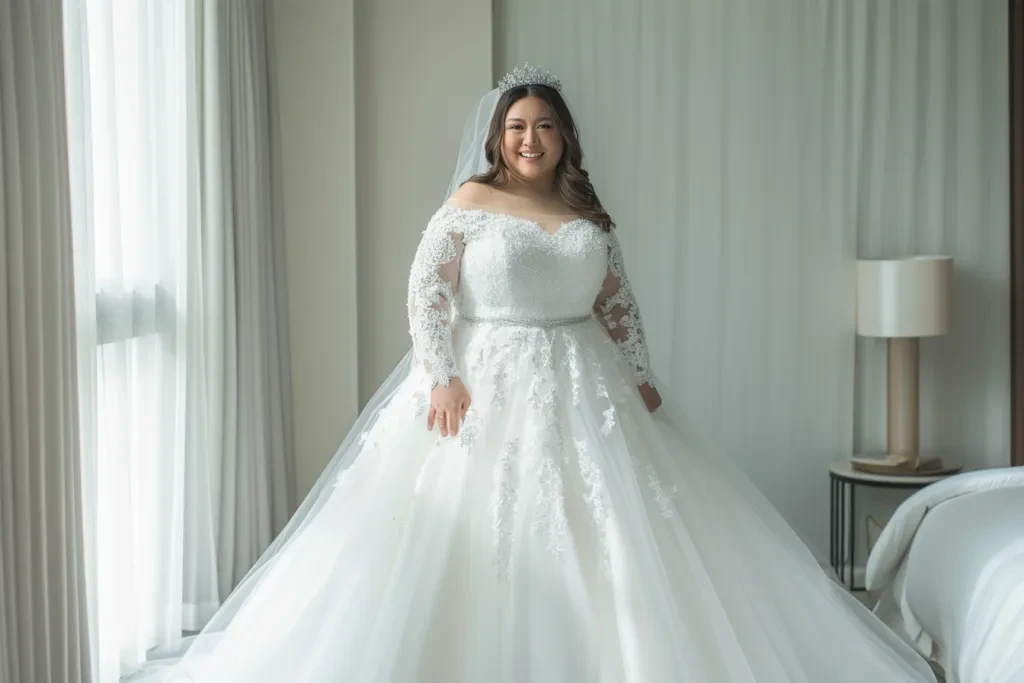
[865,467,1024,683]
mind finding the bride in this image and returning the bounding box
[135,65,937,682]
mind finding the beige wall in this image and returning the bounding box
[272,0,492,498]
[355,0,493,404]
[272,0,359,498]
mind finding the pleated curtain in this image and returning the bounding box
[0,1,93,682]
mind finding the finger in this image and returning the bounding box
[439,409,449,437]
[448,409,458,437]
[427,406,436,430]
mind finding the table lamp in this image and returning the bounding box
[853,256,956,475]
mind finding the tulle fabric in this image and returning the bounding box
[130,318,935,682]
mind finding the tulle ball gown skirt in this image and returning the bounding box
[137,318,936,683]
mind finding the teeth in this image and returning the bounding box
[520,152,542,158]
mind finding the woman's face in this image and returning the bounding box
[500,96,564,184]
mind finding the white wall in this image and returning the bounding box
[271,0,359,498]
[271,0,491,498]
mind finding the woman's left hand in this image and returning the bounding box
[638,383,662,413]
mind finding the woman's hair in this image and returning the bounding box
[467,84,614,232]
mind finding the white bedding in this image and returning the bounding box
[865,468,1024,683]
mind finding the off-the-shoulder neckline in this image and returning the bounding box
[440,202,593,237]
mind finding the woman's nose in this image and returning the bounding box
[523,127,537,146]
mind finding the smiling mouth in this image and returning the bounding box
[519,152,543,160]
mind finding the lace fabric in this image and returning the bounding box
[593,229,655,387]
[405,214,465,388]
[406,204,655,389]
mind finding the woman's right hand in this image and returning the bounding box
[428,377,471,437]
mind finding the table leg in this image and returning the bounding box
[838,480,846,586]
[848,484,856,590]
[830,478,837,575]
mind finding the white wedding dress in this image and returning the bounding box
[132,203,937,683]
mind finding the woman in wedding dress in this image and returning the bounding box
[135,65,937,682]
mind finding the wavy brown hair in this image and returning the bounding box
[467,84,614,232]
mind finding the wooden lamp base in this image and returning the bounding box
[850,337,961,477]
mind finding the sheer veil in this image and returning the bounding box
[445,88,500,198]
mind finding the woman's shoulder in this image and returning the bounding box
[447,180,494,205]
[425,185,495,236]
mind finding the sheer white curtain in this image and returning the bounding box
[64,2,207,680]
[497,0,1009,555]
[63,1,294,680]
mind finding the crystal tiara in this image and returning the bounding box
[497,63,563,94]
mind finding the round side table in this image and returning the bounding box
[828,460,960,591]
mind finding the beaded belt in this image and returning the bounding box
[460,313,594,329]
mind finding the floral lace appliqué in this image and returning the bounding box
[574,438,614,575]
[458,410,480,454]
[646,464,678,519]
[525,341,570,560]
[531,441,569,558]
[406,206,491,389]
[600,406,617,436]
[593,230,655,388]
[491,438,520,577]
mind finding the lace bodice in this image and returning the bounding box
[407,204,654,389]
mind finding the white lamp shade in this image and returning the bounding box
[856,256,952,338]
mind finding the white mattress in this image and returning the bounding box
[866,469,1024,683]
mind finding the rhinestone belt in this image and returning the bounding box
[460,313,594,329]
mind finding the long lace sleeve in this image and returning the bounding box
[407,214,465,388]
[593,230,655,388]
